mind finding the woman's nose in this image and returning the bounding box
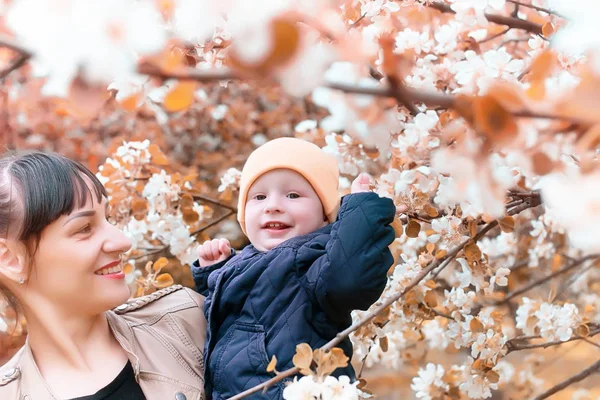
[103,223,133,254]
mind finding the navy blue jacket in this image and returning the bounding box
[191,192,396,399]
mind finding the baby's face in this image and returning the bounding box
[244,169,327,251]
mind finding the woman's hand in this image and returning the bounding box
[197,238,232,267]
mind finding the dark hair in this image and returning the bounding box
[0,150,106,317]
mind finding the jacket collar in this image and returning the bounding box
[17,342,58,399]
[15,312,142,399]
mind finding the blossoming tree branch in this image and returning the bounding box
[1,0,600,398]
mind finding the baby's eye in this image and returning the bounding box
[287,193,300,199]
[254,194,266,201]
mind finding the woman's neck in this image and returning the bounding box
[22,298,121,372]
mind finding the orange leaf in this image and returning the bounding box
[163,81,196,112]
[153,273,174,288]
[266,355,278,373]
[531,151,554,175]
[473,95,518,146]
[486,81,526,112]
[379,34,398,79]
[292,343,313,375]
[528,50,558,82]
[265,18,301,68]
[576,123,600,152]
[229,17,300,74]
[153,257,169,273]
[149,143,169,165]
[118,94,141,112]
[542,22,555,38]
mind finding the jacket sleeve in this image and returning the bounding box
[297,192,396,323]
[191,250,236,297]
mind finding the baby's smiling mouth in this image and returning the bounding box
[262,222,291,230]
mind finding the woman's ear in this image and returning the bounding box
[0,238,27,284]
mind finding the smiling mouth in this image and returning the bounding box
[262,222,291,230]
[95,261,123,276]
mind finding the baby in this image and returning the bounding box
[192,137,396,399]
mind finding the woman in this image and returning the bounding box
[0,151,206,399]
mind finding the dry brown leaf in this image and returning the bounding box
[472,95,518,146]
[498,216,515,233]
[379,336,389,352]
[182,208,200,224]
[391,217,404,237]
[406,219,421,238]
[154,273,174,288]
[424,290,438,308]
[486,370,500,384]
[470,317,484,334]
[424,204,439,218]
[464,242,482,262]
[576,324,590,337]
[315,348,349,377]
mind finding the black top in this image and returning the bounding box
[69,361,145,400]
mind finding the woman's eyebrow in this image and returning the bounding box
[63,210,96,226]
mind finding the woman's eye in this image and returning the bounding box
[106,217,117,226]
[254,194,266,200]
[77,224,92,234]
[287,193,300,199]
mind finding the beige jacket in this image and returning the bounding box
[0,285,207,400]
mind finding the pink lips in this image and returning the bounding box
[95,260,125,280]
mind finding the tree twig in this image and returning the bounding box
[505,0,568,19]
[387,75,420,116]
[506,327,600,353]
[190,210,234,235]
[427,2,543,35]
[0,53,30,80]
[192,193,238,213]
[493,255,600,306]
[531,359,600,400]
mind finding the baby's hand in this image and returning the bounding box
[197,238,232,267]
[351,173,372,194]
[351,173,408,214]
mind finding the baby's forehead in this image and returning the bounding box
[249,169,311,190]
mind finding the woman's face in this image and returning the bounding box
[24,188,132,316]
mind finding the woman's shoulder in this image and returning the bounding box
[112,284,204,316]
[110,285,205,320]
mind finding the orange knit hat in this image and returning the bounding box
[237,137,340,235]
